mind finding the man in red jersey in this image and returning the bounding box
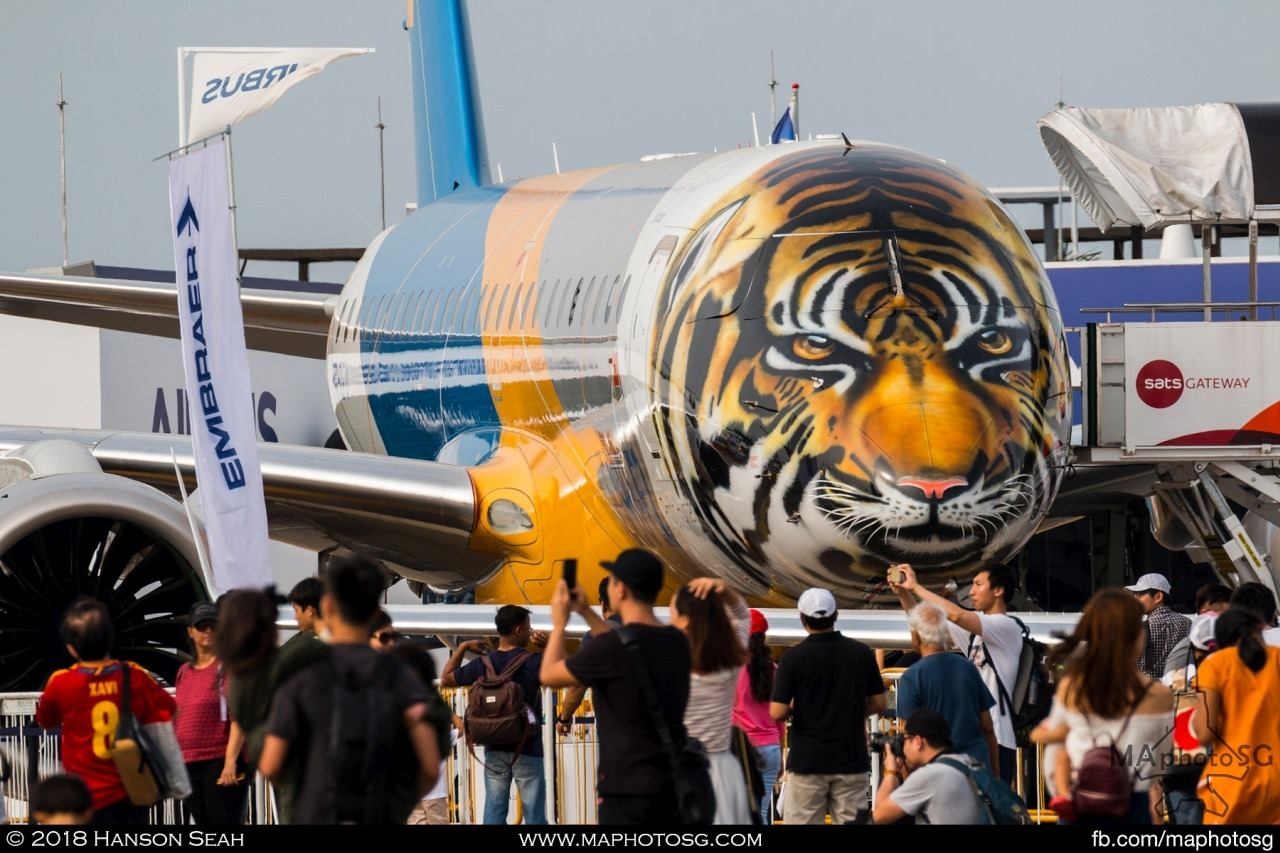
[37,596,177,825]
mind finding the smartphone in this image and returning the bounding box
[563,558,578,590]
[889,566,907,585]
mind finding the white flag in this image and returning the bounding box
[168,140,272,592]
[178,47,372,146]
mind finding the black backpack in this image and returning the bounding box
[970,615,1054,745]
[326,653,410,824]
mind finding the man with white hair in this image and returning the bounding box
[896,602,999,770]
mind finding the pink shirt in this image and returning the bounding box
[174,661,230,763]
[732,664,784,748]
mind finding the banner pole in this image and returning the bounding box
[223,126,239,281]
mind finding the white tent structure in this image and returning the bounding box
[1037,102,1280,316]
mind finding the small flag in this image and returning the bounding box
[770,106,796,144]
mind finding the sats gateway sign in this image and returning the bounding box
[1125,323,1280,448]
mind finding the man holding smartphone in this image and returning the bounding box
[889,562,1023,782]
[540,548,692,824]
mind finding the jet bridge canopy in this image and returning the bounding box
[1037,102,1280,231]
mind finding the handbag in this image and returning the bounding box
[732,726,765,824]
[616,626,716,824]
[109,662,192,805]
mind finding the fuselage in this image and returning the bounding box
[327,140,1073,605]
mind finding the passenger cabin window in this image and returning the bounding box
[459,286,483,332]
[450,285,471,327]
[412,290,430,334]
[421,289,441,333]
[481,284,501,329]
[493,283,512,332]
[507,283,524,330]
[357,295,380,338]
[376,295,396,334]
[614,275,633,322]
[520,281,538,328]
[431,288,454,332]
[337,299,355,342]
[392,293,411,333]
[543,279,564,327]
[582,276,604,327]
[598,274,621,325]
[561,278,583,327]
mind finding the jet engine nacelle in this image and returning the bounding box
[0,440,207,691]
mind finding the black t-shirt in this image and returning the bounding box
[265,643,427,824]
[772,631,885,774]
[453,647,544,756]
[565,623,691,796]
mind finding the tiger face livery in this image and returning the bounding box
[651,145,1072,601]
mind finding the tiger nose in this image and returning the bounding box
[897,477,968,500]
[856,402,990,477]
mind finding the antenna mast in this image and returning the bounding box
[58,73,69,267]
[768,52,778,131]
[376,96,386,231]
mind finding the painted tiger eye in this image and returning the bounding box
[977,329,1012,355]
[793,335,835,360]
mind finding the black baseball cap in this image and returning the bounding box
[600,548,664,600]
[903,708,952,748]
[187,602,219,626]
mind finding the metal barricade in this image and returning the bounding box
[3,677,1056,826]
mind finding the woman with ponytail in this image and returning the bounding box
[1191,606,1280,824]
[732,610,784,824]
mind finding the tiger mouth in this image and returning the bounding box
[811,468,1036,558]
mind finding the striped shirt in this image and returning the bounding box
[684,597,750,753]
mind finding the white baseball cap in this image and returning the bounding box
[1124,573,1172,595]
[1188,613,1219,652]
[798,587,837,618]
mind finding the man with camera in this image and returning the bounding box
[889,562,1023,781]
[871,709,984,825]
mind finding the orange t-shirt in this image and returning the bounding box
[1195,645,1280,825]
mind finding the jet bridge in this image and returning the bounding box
[1071,321,1280,592]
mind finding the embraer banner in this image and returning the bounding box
[168,141,272,592]
[178,46,372,146]
[1125,323,1280,448]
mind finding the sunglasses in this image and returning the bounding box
[374,631,401,644]
[192,622,217,632]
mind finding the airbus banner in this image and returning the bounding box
[168,141,272,592]
[178,46,372,146]
[1125,322,1280,448]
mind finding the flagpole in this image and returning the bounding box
[791,83,800,140]
[223,126,240,283]
[58,73,69,268]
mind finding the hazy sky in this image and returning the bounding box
[4,0,1279,280]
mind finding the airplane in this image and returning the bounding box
[0,0,1074,691]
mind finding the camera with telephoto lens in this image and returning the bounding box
[869,731,905,760]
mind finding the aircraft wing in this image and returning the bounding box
[0,426,494,586]
[0,271,331,359]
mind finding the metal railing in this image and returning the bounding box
[2,680,1058,825]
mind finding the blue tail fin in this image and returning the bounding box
[406,0,489,204]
